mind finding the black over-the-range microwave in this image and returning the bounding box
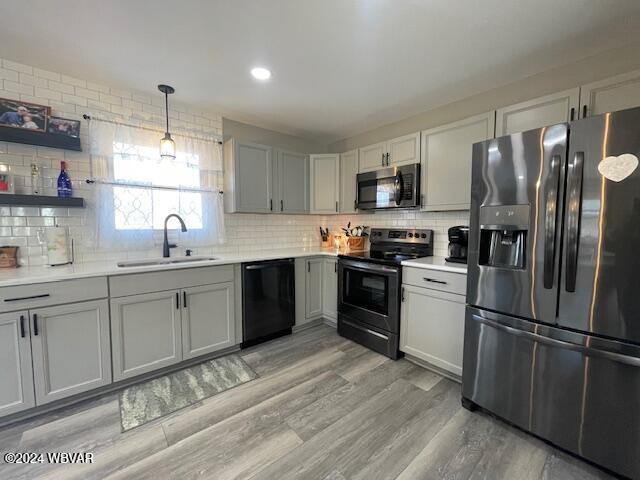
[356,163,420,210]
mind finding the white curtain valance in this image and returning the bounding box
[88,120,223,183]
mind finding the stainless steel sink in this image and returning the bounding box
[117,256,218,268]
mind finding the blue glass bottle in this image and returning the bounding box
[57,161,72,198]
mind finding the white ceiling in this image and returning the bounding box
[2,1,640,143]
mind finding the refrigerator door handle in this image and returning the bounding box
[565,151,584,292]
[543,154,562,289]
[476,316,640,367]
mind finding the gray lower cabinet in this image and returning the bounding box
[400,283,465,377]
[182,282,235,359]
[30,300,111,405]
[110,290,183,381]
[0,311,35,416]
[305,258,323,320]
[111,281,237,381]
[322,258,338,322]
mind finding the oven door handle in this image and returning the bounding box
[339,260,398,275]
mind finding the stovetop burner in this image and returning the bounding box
[338,227,434,266]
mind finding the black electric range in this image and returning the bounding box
[337,228,433,359]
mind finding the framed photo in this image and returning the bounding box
[0,98,50,133]
[47,116,81,138]
[0,163,14,194]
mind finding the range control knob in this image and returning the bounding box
[408,233,413,238]
[421,233,426,239]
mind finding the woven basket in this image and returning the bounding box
[347,236,365,251]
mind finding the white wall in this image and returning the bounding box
[329,42,640,152]
[223,118,325,154]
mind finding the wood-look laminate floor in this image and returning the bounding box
[0,324,614,480]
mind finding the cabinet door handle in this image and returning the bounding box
[176,292,180,309]
[423,277,448,285]
[386,152,390,166]
[19,315,25,338]
[334,262,337,273]
[280,199,284,211]
[382,153,385,166]
[270,199,273,211]
[570,107,575,121]
[582,105,587,118]
[183,291,187,308]
[335,201,338,213]
[33,314,38,336]
[401,287,405,302]
[308,262,310,273]
[4,293,50,303]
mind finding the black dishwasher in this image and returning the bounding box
[241,258,295,348]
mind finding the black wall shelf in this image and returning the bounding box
[0,194,85,208]
[0,127,81,151]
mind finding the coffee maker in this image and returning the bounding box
[445,226,469,264]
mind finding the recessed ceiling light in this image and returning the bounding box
[251,67,272,80]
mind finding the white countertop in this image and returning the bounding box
[0,247,342,288]
[0,249,467,288]
[401,256,468,274]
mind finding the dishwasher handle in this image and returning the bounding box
[244,259,294,270]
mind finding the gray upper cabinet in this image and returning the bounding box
[0,311,35,416]
[339,149,358,213]
[358,141,387,173]
[111,290,183,381]
[387,132,420,167]
[309,154,340,214]
[495,88,580,136]
[182,282,235,360]
[358,133,420,173]
[421,112,495,211]
[30,300,111,405]
[305,257,323,320]
[224,139,274,213]
[580,69,640,118]
[276,149,308,213]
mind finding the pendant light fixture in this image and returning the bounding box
[158,84,176,160]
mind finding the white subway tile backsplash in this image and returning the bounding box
[2,59,32,74]
[0,56,223,266]
[60,74,86,88]
[48,80,75,94]
[10,207,39,217]
[26,217,55,227]
[34,87,62,101]
[3,80,34,96]
[0,217,26,227]
[0,67,20,82]
[86,81,110,94]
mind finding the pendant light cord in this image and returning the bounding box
[165,90,170,134]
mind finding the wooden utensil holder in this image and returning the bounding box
[347,237,365,251]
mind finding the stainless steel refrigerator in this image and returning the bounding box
[463,106,640,479]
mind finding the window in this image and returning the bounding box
[111,142,204,230]
[89,120,224,250]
